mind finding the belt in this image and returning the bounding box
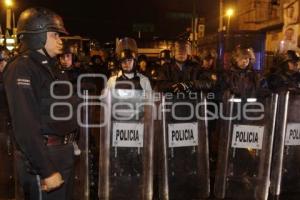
[44,133,76,146]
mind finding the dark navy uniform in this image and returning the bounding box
[190,66,219,93]
[4,50,78,200]
[262,71,300,91]
[223,66,258,98]
[5,7,77,200]
[155,60,196,92]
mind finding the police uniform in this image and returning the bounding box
[4,49,78,200]
[262,51,300,91]
[4,8,77,200]
[155,60,197,92]
[223,66,258,98]
[222,48,258,99]
[108,38,152,91]
[189,66,218,92]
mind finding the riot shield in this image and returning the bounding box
[99,89,154,200]
[74,90,100,200]
[214,93,278,200]
[270,90,300,199]
[158,92,210,200]
[73,90,89,200]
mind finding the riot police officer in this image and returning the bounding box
[262,50,300,91]
[155,40,198,93]
[107,56,119,78]
[189,51,219,93]
[159,49,172,66]
[107,37,152,90]
[223,47,258,98]
[156,41,215,93]
[57,43,81,84]
[3,7,77,200]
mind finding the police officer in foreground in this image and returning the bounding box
[107,37,152,90]
[4,8,77,200]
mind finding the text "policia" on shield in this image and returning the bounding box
[231,124,264,150]
[168,123,199,148]
[112,122,144,148]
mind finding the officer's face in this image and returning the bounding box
[59,53,73,68]
[236,56,250,69]
[121,59,134,73]
[288,61,298,72]
[203,59,214,69]
[175,50,188,63]
[285,29,294,40]
[44,32,63,57]
[139,60,147,72]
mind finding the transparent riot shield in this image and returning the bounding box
[158,92,210,200]
[74,90,100,200]
[0,113,15,199]
[99,89,154,200]
[73,90,89,200]
[214,93,278,200]
[270,90,300,199]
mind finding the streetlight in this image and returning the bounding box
[226,8,234,34]
[5,0,13,30]
[226,8,234,18]
[5,0,13,7]
[4,0,15,51]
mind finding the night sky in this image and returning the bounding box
[1,0,220,43]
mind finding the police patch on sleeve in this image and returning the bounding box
[16,78,31,88]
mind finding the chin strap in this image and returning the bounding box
[42,47,57,67]
[42,47,51,59]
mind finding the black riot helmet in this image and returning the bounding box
[17,7,68,52]
[286,50,300,63]
[119,49,136,61]
[61,42,73,55]
[160,49,172,60]
[58,42,78,65]
[116,37,138,73]
[116,37,138,61]
[276,50,300,72]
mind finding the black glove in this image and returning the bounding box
[171,82,190,93]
